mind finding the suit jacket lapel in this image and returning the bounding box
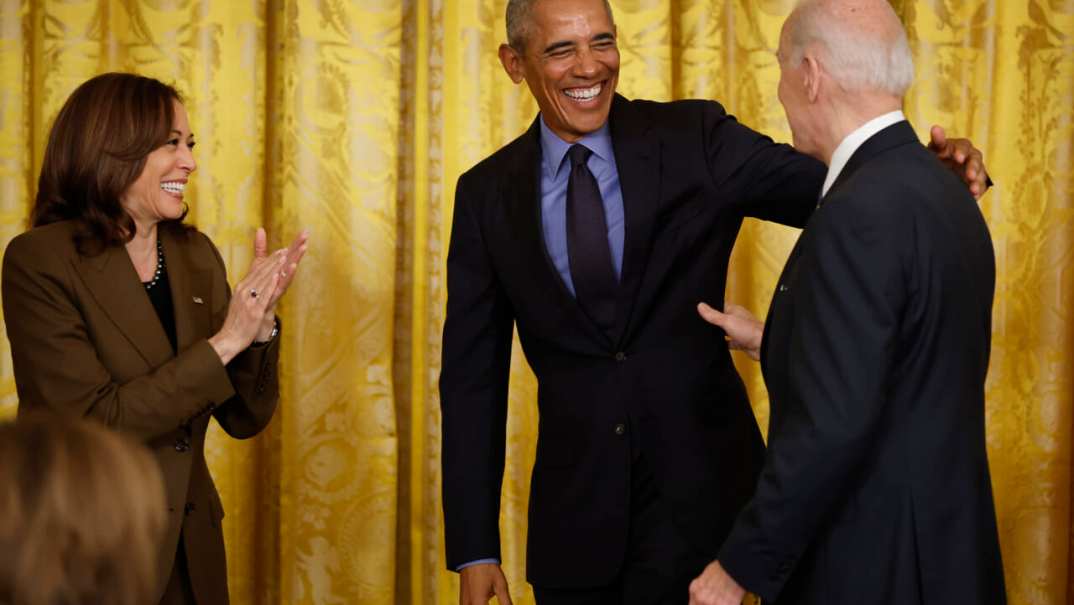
[609,95,660,347]
[161,228,213,350]
[506,118,611,347]
[76,240,174,368]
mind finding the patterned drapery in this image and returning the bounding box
[0,1,1070,603]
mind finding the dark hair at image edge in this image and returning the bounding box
[31,72,191,256]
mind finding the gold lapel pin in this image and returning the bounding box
[192,296,204,305]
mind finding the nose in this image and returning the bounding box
[178,143,197,174]
[573,46,600,78]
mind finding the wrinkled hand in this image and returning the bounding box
[459,563,512,605]
[208,248,286,364]
[697,302,763,361]
[689,560,747,605]
[927,125,989,199]
[249,227,309,341]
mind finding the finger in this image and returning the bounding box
[928,124,947,151]
[254,227,268,259]
[697,302,728,327]
[965,152,984,182]
[278,230,309,268]
[248,261,283,309]
[240,253,285,303]
[493,578,513,605]
[266,245,307,306]
[723,303,755,321]
[240,248,287,286]
[280,242,308,281]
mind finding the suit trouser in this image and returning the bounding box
[532,451,711,605]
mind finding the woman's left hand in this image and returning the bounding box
[250,227,309,341]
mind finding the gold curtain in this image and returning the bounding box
[0,1,1071,603]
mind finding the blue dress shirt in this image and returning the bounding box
[456,117,626,572]
[538,117,625,294]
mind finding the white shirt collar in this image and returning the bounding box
[821,110,906,198]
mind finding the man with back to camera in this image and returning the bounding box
[687,1,1005,603]
[439,0,993,603]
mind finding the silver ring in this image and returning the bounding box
[249,288,258,299]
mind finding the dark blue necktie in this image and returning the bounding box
[566,144,617,335]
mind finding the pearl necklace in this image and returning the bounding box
[143,238,166,290]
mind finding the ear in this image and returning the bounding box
[499,43,526,84]
[802,54,822,103]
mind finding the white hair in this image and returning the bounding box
[784,0,914,96]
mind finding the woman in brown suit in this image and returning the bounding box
[1,73,308,604]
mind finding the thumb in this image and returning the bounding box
[697,302,729,328]
[928,124,948,153]
[254,227,268,259]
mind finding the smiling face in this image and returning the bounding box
[121,100,197,229]
[500,0,619,142]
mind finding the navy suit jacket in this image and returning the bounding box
[719,122,1005,604]
[441,94,825,587]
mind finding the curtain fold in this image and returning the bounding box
[0,1,1071,603]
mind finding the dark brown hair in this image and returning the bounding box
[0,413,166,605]
[31,72,188,255]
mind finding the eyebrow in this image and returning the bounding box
[543,40,575,54]
[542,32,615,55]
[171,129,195,138]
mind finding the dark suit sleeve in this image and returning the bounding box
[700,102,826,228]
[2,232,235,442]
[204,234,281,439]
[439,173,514,570]
[717,196,906,601]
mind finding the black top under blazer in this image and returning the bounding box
[718,121,1005,604]
[440,94,826,587]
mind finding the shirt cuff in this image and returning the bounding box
[456,558,500,572]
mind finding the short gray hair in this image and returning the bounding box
[784,0,914,96]
[506,0,616,51]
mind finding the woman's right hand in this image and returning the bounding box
[208,249,286,365]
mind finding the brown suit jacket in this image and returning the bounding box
[1,220,280,604]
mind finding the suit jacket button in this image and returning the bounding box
[174,437,190,452]
[614,352,627,362]
[614,423,626,436]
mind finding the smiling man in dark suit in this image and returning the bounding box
[688,1,1005,604]
[439,0,992,604]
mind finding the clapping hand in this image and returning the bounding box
[208,227,309,364]
[250,227,309,341]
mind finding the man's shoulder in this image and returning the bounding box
[616,96,731,130]
[459,125,536,186]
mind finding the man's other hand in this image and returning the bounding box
[689,560,747,605]
[460,563,513,605]
[698,302,762,361]
[927,125,990,199]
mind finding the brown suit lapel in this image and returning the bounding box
[74,228,215,366]
[160,229,214,350]
[76,242,173,367]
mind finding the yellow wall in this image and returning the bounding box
[0,1,1070,603]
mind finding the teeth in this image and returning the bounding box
[161,182,185,194]
[564,83,602,100]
